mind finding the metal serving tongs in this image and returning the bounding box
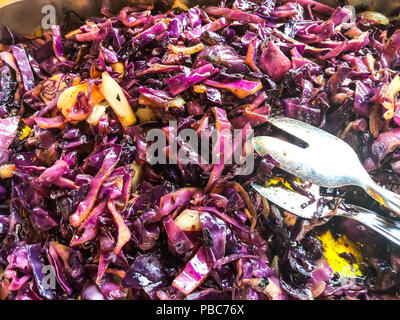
[252,117,400,216]
[252,182,400,246]
[251,117,400,246]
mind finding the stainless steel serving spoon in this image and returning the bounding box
[252,182,400,246]
[253,117,400,216]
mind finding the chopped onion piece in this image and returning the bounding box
[358,11,389,25]
[57,82,104,119]
[130,162,143,189]
[111,62,125,77]
[65,29,81,39]
[193,84,207,93]
[174,209,201,232]
[135,107,157,123]
[382,75,400,118]
[168,43,205,55]
[100,72,137,128]
[0,164,16,179]
[86,101,108,126]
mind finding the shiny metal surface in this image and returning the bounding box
[252,182,337,219]
[252,182,400,246]
[253,117,400,215]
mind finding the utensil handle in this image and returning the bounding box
[362,179,400,216]
[338,205,400,247]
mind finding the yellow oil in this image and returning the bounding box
[317,230,363,277]
[19,125,31,140]
[265,176,295,191]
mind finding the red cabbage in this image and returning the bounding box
[70,145,121,227]
[0,0,398,302]
[11,44,35,91]
[260,41,292,82]
[166,63,218,96]
[172,247,212,295]
[0,116,19,152]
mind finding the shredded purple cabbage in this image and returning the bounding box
[0,0,399,301]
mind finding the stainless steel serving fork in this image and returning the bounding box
[252,117,400,216]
